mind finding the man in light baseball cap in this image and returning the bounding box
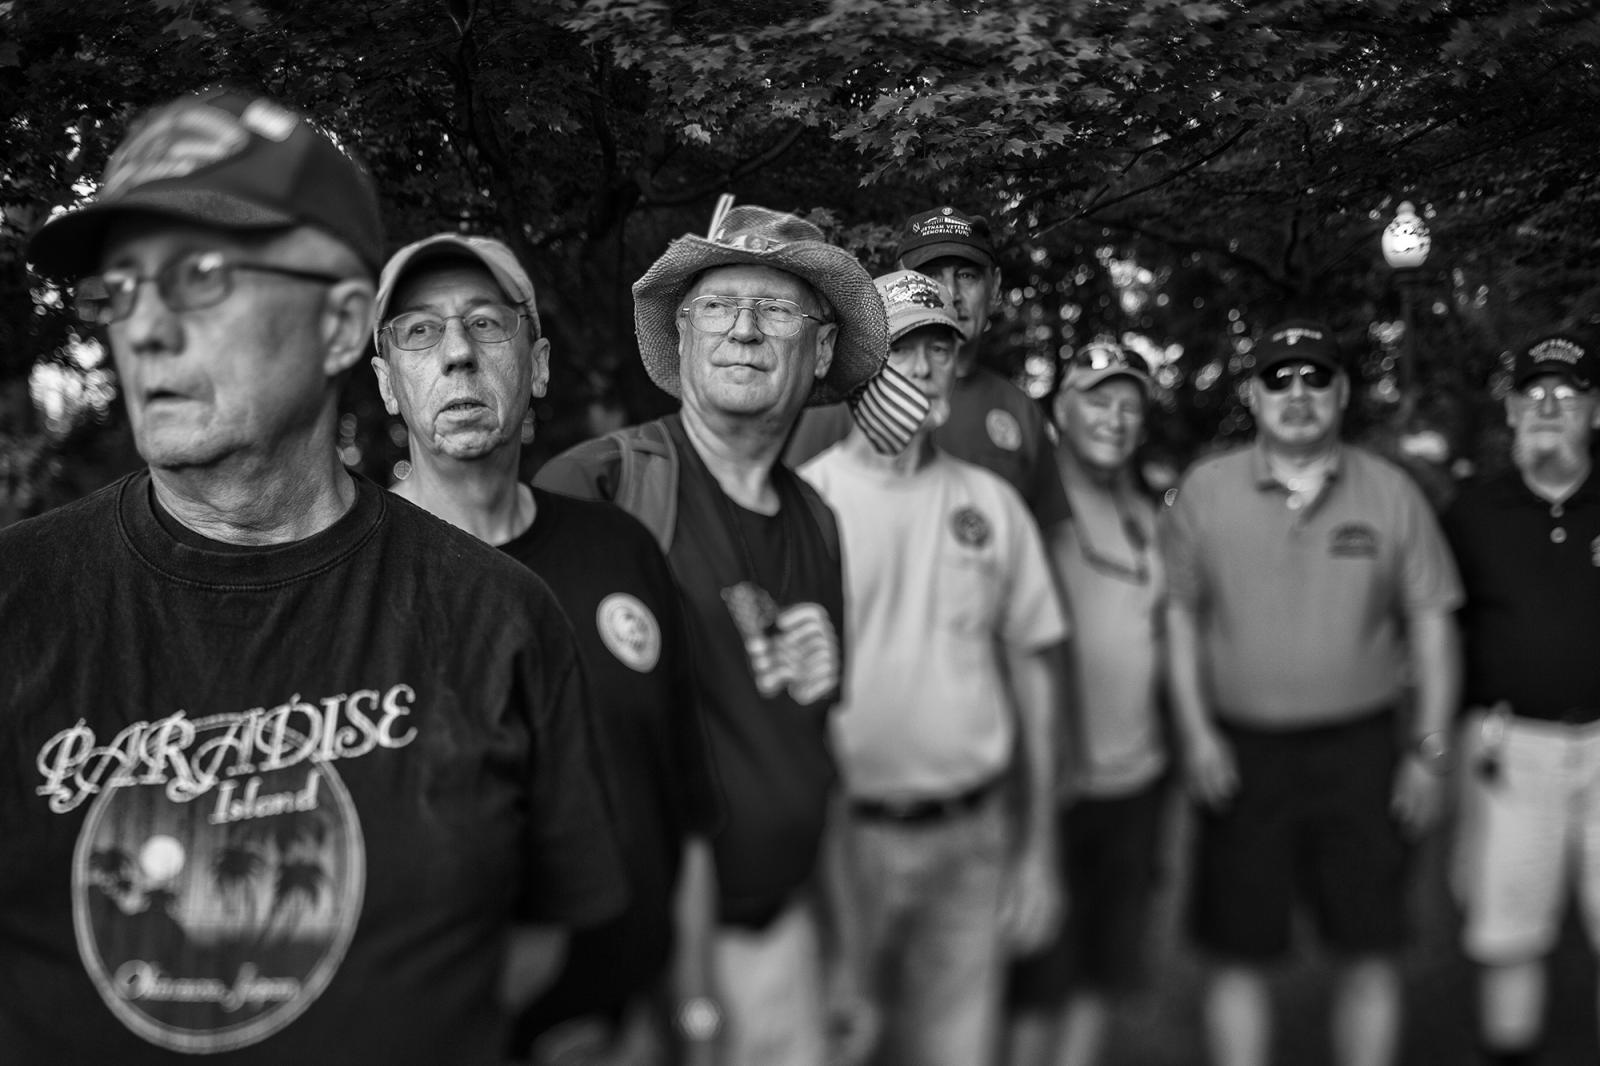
[4,89,626,1064]
[800,269,1067,1066]
[371,233,720,1065]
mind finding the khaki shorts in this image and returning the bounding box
[1453,709,1600,962]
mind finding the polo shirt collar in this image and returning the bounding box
[1250,438,1346,491]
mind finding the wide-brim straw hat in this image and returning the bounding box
[632,199,888,407]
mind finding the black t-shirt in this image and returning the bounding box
[0,471,625,1065]
[536,414,845,928]
[502,489,719,1035]
[1442,469,1600,719]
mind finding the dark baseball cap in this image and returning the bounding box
[28,87,384,278]
[1253,319,1342,375]
[1513,332,1596,389]
[896,206,996,270]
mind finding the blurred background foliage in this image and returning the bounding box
[3,0,1597,523]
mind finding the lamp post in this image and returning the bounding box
[1381,200,1432,404]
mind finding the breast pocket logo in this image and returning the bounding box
[950,506,993,549]
[1329,522,1379,558]
[597,593,661,672]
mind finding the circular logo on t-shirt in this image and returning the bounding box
[68,711,365,1053]
[596,593,661,672]
[950,506,993,549]
[985,410,1022,451]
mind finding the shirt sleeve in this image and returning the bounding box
[1000,482,1070,650]
[1160,471,1207,608]
[517,607,630,924]
[1021,410,1073,532]
[1393,474,1465,615]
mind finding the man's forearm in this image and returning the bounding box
[1005,643,1060,848]
[1164,601,1213,743]
[1408,609,1461,742]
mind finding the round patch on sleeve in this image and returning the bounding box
[985,409,1022,451]
[596,593,662,672]
[949,506,993,548]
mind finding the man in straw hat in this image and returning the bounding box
[2,88,624,1064]
[368,232,720,1065]
[800,270,1067,1066]
[537,199,895,1065]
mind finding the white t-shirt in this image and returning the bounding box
[802,444,1068,800]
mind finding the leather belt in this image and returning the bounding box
[850,776,1000,824]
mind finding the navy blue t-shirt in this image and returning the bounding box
[502,488,719,1036]
[0,471,625,1064]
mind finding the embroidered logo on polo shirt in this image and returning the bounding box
[596,593,661,672]
[1329,522,1379,558]
[985,410,1022,451]
[950,506,993,549]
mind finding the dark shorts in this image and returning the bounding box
[1008,777,1170,1005]
[1188,707,1409,962]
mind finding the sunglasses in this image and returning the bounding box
[1260,362,1335,392]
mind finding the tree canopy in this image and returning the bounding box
[2,0,1596,520]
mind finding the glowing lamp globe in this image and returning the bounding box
[1382,201,1431,270]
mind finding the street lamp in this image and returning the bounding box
[1382,201,1432,401]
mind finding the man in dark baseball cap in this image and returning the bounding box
[2,89,627,1064]
[28,86,384,277]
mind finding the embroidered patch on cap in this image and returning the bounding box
[101,102,254,198]
[1529,337,1586,365]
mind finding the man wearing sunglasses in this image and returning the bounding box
[2,89,625,1064]
[369,234,721,1066]
[1163,319,1462,1066]
[801,271,1067,1066]
[1008,339,1167,1066]
[1442,334,1600,1066]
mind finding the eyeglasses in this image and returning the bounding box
[1260,362,1335,392]
[75,251,347,325]
[889,340,958,366]
[680,295,828,337]
[382,305,527,351]
[1519,382,1590,408]
[1073,343,1151,377]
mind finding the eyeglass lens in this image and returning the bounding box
[1262,363,1334,392]
[385,306,524,350]
[75,252,345,325]
[684,296,810,337]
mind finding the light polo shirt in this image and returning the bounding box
[1443,470,1600,720]
[1055,471,1167,796]
[801,445,1068,800]
[1162,441,1462,724]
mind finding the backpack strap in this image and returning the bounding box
[607,420,680,552]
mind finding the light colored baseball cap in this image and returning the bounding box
[373,233,541,351]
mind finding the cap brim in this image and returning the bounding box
[889,312,968,344]
[1254,350,1341,375]
[1067,365,1151,394]
[28,189,297,277]
[1515,362,1594,389]
[898,240,994,271]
